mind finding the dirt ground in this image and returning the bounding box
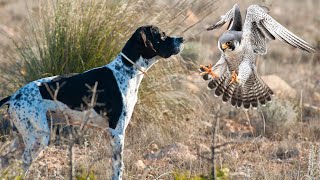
[0,0,319,179]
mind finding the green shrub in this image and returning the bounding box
[76,169,97,180]
[0,0,217,178]
[260,98,299,139]
[2,0,216,85]
[0,163,24,180]
[173,167,229,180]
[173,170,207,180]
[5,0,141,83]
[1,0,216,140]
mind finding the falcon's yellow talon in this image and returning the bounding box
[199,64,219,78]
[229,71,240,84]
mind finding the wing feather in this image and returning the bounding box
[244,5,315,53]
[207,4,242,31]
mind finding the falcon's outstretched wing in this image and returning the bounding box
[203,4,315,109]
[242,5,315,54]
[207,4,242,31]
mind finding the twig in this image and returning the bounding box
[300,90,303,122]
[68,140,75,180]
[303,103,320,111]
[155,171,171,180]
[68,82,99,179]
[211,117,220,180]
[258,109,266,135]
[80,82,98,131]
[45,81,101,179]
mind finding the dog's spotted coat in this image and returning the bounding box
[0,25,183,180]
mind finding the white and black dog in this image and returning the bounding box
[0,25,184,179]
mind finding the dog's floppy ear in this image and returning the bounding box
[121,26,158,66]
[121,28,146,65]
[140,31,148,47]
[146,39,156,52]
[140,30,156,52]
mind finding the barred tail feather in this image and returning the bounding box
[207,72,273,109]
[248,80,259,108]
[231,86,242,108]
[214,76,228,96]
[242,77,255,109]
[208,73,236,103]
[243,90,251,109]
[207,74,227,91]
[208,73,239,106]
[252,75,273,107]
[222,83,236,102]
[233,74,273,109]
[258,77,273,104]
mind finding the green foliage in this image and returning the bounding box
[173,167,229,180]
[0,0,217,178]
[216,167,229,180]
[4,0,139,84]
[1,0,216,90]
[261,98,299,138]
[0,165,24,180]
[76,169,97,180]
[173,170,207,180]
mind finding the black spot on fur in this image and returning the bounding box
[15,93,22,100]
[115,64,121,71]
[113,154,118,160]
[39,67,123,129]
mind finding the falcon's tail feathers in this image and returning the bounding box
[207,73,273,109]
[231,86,242,108]
[241,75,273,109]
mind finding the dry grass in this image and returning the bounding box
[0,0,319,179]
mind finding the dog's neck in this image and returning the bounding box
[106,54,159,93]
[120,52,148,77]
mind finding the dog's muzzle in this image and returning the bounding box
[173,37,184,54]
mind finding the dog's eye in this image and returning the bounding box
[161,32,167,41]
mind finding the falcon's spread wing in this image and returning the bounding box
[209,4,316,54]
[207,4,242,31]
[202,4,315,109]
[243,5,315,54]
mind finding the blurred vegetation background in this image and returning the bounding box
[0,0,319,179]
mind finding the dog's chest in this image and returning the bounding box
[106,57,144,111]
[113,69,141,110]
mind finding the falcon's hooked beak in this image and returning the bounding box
[221,43,229,51]
[221,41,237,52]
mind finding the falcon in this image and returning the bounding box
[200,4,315,109]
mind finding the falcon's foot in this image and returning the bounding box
[199,64,219,78]
[229,71,240,84]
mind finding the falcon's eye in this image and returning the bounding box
[226,42,231,45]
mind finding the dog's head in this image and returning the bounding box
[121,25,184,66]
